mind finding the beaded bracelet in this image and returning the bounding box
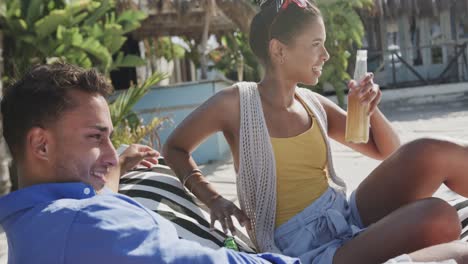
[182,168,203,187]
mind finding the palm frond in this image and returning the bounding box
[109,71,167,127]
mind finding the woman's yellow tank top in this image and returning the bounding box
[271,101,329,228]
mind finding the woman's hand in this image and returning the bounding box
[119,144,160,175]
[105,144,159,192]
[348,72,382,115]
[208,196,251,235]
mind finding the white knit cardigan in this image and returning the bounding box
[236,82,347,253]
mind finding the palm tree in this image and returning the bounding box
[109,71,168,148]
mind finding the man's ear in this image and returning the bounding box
[269,38,286,65]
[27,127,50,161]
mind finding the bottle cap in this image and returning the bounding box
[357,49,367,59]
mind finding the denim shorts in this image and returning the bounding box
[274,187,365,264]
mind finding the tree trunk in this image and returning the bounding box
[0,30,3,88]
[0,30,12,196]
[199,0,213,80]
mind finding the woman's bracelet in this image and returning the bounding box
[181,169,203,187]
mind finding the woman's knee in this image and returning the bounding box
[415,198,461,244]
[397,138,457,171]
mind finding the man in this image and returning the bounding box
[0,63,298,263]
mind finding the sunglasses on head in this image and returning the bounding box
[275,0,308,12]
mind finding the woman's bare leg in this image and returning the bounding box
[333,198,461,264]
[332,138,468,263]
[356,138,468,225]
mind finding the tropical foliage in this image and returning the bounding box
[0,0,147,78]
[316,0,374,106]
[210,31,261,82]
[142,36,186,77]
[147,37,186,62]
[109,71,169,148]
[0,0,167,148]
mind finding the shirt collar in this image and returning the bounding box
[0,182,96,223]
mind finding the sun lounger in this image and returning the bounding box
[1,165,468,263]
[119,165,256,252]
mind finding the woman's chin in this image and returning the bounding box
[301,78,319,86]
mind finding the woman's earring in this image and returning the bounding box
[280,57,285,64]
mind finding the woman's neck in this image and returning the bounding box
[258,73,298,110]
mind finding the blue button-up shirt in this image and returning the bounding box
[0,182,299,264]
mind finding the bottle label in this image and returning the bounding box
[223,236,239,251]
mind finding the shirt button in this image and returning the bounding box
[83,188,91,195]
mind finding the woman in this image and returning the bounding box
[163,0,468,263]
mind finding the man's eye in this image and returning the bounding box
[89,134,102,140]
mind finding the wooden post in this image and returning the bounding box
[0,30,3,92]
[378,11,389,86]
[391,50,397,87]
[199,0,214,80]
[0,29,12,195]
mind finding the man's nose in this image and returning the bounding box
[323,47,330,62]
[102,138,119,168]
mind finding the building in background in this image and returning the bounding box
[361,0,468,88]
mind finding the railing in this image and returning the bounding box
[367,41,468,88]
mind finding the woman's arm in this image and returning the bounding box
[105,144,159,192]
[317,74,401,160]
[162,86,251,234]
[162,91,227,206]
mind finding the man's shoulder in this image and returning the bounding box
[3,191,135,228]
[2,186,169,263]
[46,188,157,226]
[1,183,152,227]
[55,191,137,210]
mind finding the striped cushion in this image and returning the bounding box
[119,166,255,253]
[119,166,468,249]
[448,198,468,242]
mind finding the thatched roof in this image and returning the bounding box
[119,0,257,40]
[371,0,467,18]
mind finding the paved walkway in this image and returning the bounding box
[1,82,467,261]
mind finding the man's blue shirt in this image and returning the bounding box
[0,182,299,264]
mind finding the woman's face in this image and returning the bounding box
[281,17,329,85]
